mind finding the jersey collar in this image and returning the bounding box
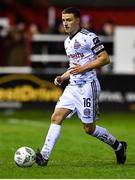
[69,28,82,40]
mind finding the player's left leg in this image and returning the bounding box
[83,122,127,164]
[79,79,127,164]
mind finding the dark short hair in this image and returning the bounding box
[62,7,80,18]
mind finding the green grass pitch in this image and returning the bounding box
[0,109,135,179]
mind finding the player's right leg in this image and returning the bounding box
[35,108,72,166]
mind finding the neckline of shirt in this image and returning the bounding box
[69,28,82,40]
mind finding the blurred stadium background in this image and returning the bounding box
[0,0,135,178]
[0,0,135,112]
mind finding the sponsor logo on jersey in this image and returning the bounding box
[93,37,100,45]
[67,52,84,59]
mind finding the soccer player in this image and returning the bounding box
[36,7,127,166]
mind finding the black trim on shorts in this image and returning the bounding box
[91,80,97,121]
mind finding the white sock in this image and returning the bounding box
[92,125,116,146]
[41,123,61,160]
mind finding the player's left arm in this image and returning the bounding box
[70,50,110,75]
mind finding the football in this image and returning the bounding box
[14,146,36,167]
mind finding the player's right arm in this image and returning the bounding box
[54,70,71,86]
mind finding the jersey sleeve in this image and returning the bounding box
[64,40,66,49]
[88,33,105,55]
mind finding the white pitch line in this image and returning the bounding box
[7,118,45,127]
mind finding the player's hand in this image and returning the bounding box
[54,76,63,86]
[70,63,85,75]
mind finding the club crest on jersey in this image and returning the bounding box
[74,40,81,49]
[83,108,91,117]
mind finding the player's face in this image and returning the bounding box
[62,13,80,34]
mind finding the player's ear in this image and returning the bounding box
[76,17,80,24]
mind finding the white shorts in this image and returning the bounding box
[55,78,101,124]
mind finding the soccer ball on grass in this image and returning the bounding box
[14,146,36,167]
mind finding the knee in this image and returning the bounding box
[83,123,96,135]
[51,112,63,125]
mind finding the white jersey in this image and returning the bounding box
[64,28,105,85]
